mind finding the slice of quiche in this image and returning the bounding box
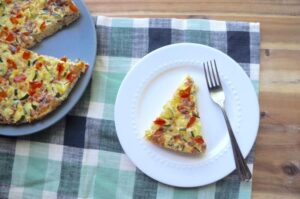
[145,76,206,154]
[0,41,88,124]
[0,0,80,48]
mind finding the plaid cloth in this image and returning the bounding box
[0,16,260,199]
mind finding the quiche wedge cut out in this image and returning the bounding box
[0,41,88,124]
[145,76,206,154]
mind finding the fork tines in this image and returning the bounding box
[203,60,222,89]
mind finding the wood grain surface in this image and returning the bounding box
[84,0,300,198]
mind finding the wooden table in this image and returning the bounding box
[85,0,300,198]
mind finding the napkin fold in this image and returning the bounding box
[0,16,260,199]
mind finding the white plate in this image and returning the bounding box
[114,43,259,187]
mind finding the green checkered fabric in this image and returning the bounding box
[0,16,260,199]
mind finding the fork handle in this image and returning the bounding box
[221,108,252,181]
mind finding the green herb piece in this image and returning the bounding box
[191,131,195,137]
[33,71,38,81]
[55,93,61,98]
[19,94,29,100]
[32,104,37,110]
[179,128,186,132]
[32,59,38,65]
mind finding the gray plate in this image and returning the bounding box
[0,0,97,136]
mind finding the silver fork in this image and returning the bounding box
[203,60,252,181]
